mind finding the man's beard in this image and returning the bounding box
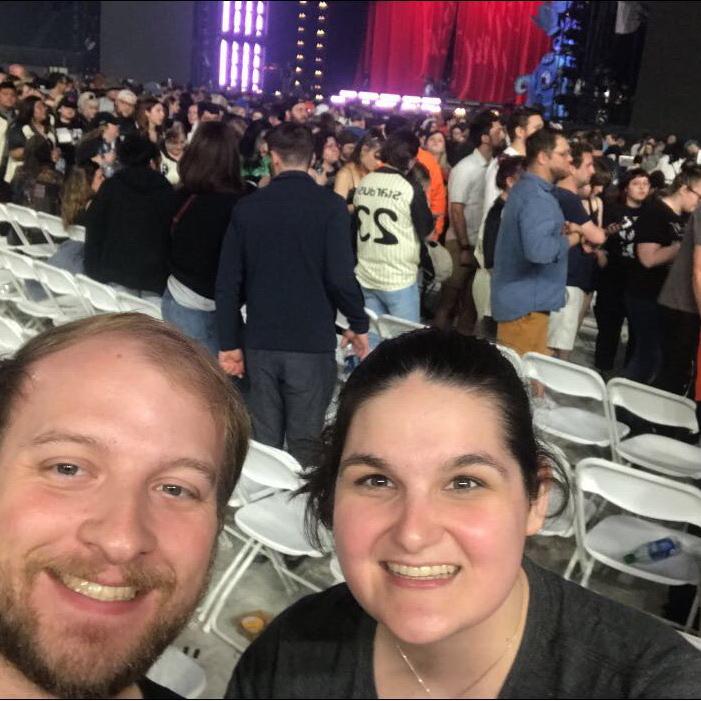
[0,553,212,699]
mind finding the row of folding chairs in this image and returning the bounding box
[521,352,701,481]
[566,457,701,633]
[335,307,427,342]
[0,202,85,258]
[197,440,332,650]
[0,249,162,333]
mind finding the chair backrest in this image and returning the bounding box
[336,307,382,338]
[37,211,69,241]
[575,458,701,531]
[116,291,162,319]
[66,225,86,243]
[0,316,25,354]
[377,314,427,340]
[0,203,11,224]
[241,440,304,491]
[76,274,121,312]
[6,203,40,230]
[522,352,607,402]
[33,261,93,314]
[495,343,524,377]
[607,377,698,433]
[2,249,38,281]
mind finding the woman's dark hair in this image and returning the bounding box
[591,156,613,190]
[22,135,54,175]
[617,167,650,204]
[379,129,419,172]
[16,96,44,126]
[313,130,338,163]
[117,133,159,167]
[648,170,666,191]
[298,328,565,548]
[239,119,269,162]
[350,128,385,166]
[496,155,525,191]
[135,96,162,133]
[178,121,243,194]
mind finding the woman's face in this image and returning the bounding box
[426,132,446,158]
[188,103,198,125]
[103,123,119,142]
[333,373,546,646]
[359,144,381,172]
[167,138,185,159]
[33,100,47,123]
[626,176,650,204]
[451,127,465,143]
[148,103,166,127]
[323,136,340,166]
[82,102,98,121]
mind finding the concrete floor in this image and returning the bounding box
[167,323,679,698]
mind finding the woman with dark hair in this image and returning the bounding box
[161,121,245,355]
[239,119,271,186]
[5,95,56,183]
[10,134,63,214]
[136,97,166,144]
[311,131,341,188]
[594,167,651,374]
[334,128,384,210]
[228,328,701,699]
[623,164,701,383]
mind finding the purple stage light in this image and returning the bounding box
[218,0,268,92]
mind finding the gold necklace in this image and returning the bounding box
[395,578,526,698]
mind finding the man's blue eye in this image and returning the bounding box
[54,463,80,476]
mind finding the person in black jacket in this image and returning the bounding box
[162,122,245,355]
[84,134,175,300]
[216,123,369,468]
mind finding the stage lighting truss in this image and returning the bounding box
[218,0,268,92]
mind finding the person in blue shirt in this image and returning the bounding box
[491,127,579,355]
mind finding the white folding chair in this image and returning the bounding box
[522,352,629,449]
[146,646,207,699]
[116,290,163,319]
[66,224,86,243]
[37,211,70,242]
[0,250,66,323]
[570,458,701,629]
[681,631,701,651]
[33,261,93,321]
[4,203,57,257]
[495,342,524,378]
[203,491,324,648]
[607,377,701,480]
[376,314,427,339]
[75,274,122,313]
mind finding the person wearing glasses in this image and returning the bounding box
[622,164,701,384]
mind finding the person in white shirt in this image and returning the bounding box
[433,111,505,335]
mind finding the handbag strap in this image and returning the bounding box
[171,193,197,235]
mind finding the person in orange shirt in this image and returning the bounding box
[386,116,446,240]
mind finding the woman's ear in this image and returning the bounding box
[526,460,553,536]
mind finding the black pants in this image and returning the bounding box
[594,268,633,372]
[655,306,700,396]
[622,293,662,384]
[244,348,337,468]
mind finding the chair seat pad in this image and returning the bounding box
[618,434,701,479]
[534,406,629,446]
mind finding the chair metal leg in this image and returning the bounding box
[580,558,596,588]
[206,541,263,639]
[267,549,297,596]
[197,536,254,625]
[684,588,700,632]
[563,551,579,580]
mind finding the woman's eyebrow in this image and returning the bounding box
[445,452,508,476]
[339,453,390,473]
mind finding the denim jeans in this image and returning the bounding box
[244,348,337,468]
[361,282,420,347]
[161,288,219,356]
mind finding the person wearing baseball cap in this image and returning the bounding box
[75,112,120,175]
[115,89,138,137]
[55,95,82,167]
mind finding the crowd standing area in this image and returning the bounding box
[1,63,701,698]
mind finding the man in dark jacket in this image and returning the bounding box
[84,134,175,298]
[216,123,369,468]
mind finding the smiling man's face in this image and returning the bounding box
[0,334,223,698]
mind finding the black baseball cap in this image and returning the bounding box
[96,111,119,126]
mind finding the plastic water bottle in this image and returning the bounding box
[343,352,360,379]
[623,537,682,565]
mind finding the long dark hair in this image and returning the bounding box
[178,121,244,194]
[21,135,54,176]
[16,96,46,127]
[299,328,566,548]
[351,128,385,167]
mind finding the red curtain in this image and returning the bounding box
[359,1,458,95]
[359,1,551,103]
[450,1,551,103]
